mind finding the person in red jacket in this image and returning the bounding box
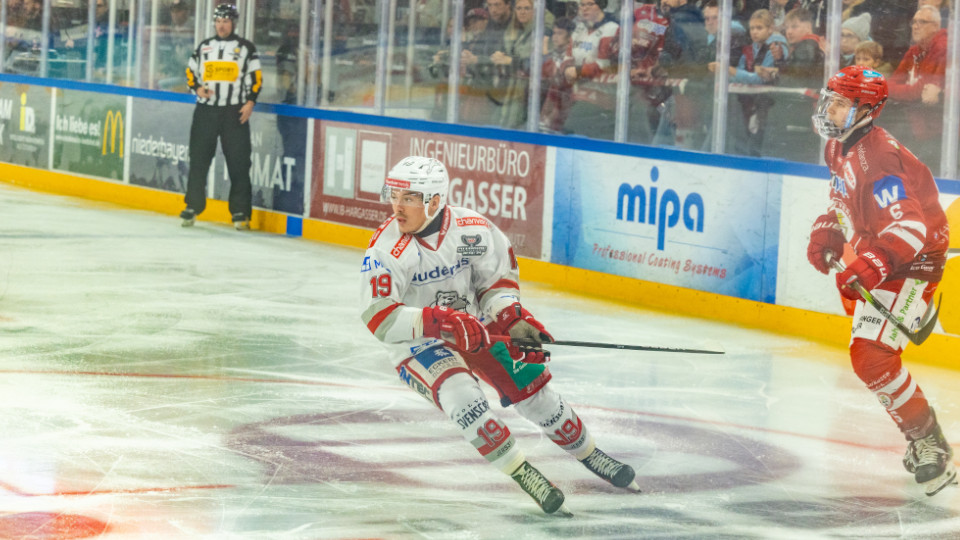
[809,66,954,497]
[886,5,947,163]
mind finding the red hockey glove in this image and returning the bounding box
[495,303,554,363]
[807,213,845,274]
[835,250,891,301]
[422,306,491,353]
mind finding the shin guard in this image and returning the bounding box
[437,372,525,474]
[850,339,931,439]
[514,386,595,459]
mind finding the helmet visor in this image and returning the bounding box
[380,180,426,207]
[812,89,855,141]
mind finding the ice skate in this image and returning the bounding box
[180,208,197,227]
[232,213,250,230]
[580,447,640,492]
[510,461,571,516]
[903,415,957,496]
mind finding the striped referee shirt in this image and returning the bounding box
[186,33,262,106]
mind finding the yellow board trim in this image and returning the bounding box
[1,162,956,369]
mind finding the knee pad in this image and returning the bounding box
[850,338,902,391]
[396,346,471,407]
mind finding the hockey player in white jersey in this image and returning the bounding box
[359,156,639,514]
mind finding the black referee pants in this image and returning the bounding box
[184,104,253,219]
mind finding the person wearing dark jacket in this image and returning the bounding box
[654,0,708,147]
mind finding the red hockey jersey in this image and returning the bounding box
[823,126,949,281]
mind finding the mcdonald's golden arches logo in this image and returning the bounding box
[102,109,123,157]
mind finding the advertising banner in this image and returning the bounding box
[213,112,307,215]
[128,98,194,193]
[310,120,547,259]
[52,89,126,180]
[0,82,51,168]
[551,150,781,302]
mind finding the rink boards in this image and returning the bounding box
[0,72,958,367]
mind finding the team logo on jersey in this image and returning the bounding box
[391,234,412,258]
[456,217,488,228]
[873,175,906,209]
[457,234,487,256]
[432,291,469,311]
[360,256,384,273]
[842,161,857,190]
[829,174,848,197]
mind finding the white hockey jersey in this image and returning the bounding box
[359,205,522,366]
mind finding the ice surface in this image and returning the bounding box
[1,183,959,539]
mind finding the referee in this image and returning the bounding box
[180,3,262,230]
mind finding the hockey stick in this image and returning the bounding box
[497,336,725,355]
[827,253,940,346]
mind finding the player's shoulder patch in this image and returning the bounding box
[872,174,907,209]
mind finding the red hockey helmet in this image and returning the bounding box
[813,66,888,141]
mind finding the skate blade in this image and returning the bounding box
[234,221,250,231]
[181,219,195,227]
[624,479,642,493]
[554,504,574,518]
[924,462,958,496]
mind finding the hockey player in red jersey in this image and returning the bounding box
[360,156,639,515]
[809,66,954,496]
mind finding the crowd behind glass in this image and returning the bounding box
[3,0,960,177]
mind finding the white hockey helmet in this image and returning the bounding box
[380,156,449,216]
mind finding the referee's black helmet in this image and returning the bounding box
[213,3,239,21]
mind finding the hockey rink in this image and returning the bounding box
[2,182,960,539]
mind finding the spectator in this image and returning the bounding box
[460,0,513,124]
[841,0,868,21]
[768,0,799,32]
[493,0,543,129]
[275,23,299,104]
[887,4,947,163]
[539,16,576,133]
[919,0,951,27]
[561,0,619,140]
[22,0,43,31]
[770,6,823,85]
[854,40,893,77]
[427,9,489,122]
[703,0,750,67]
[890,6,947,106]
[615,2,669,144]
[659,0,709,74]
[156,0,196,90]
[655,0,708,147]
[840,12,871,68]
[767,7,823,162]
[415,0,445,43]
[694,0,750,151]
[710,8,788,156]
[867,1,916,65]
[462,7,490,43]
